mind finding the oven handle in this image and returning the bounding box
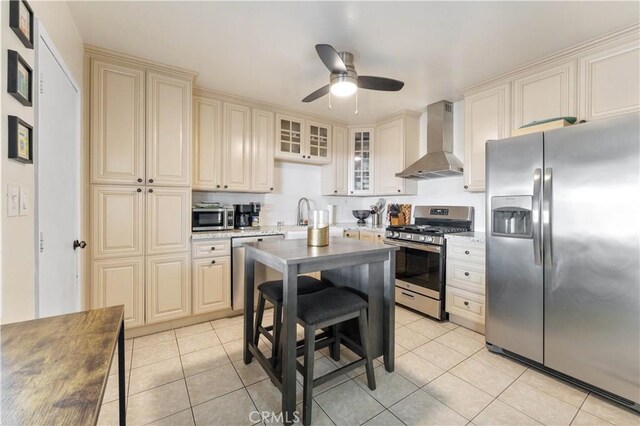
[383,239,442,253]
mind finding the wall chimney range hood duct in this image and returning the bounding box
[396,100,464,179]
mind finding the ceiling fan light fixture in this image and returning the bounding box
[330,74,357,97]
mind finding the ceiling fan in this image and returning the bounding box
[302,44,405,103]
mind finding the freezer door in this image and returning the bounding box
[543,114,640,404]
[486,133,544,362]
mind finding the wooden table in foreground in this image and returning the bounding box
[1,306,126,425]
[243,237,398,424]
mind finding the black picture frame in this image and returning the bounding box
[9,0,34,49]
[7,50,33,107]
[8,116,33,164]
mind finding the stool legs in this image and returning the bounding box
[302,324,316,426]
[272,302,283,362]
[329,325,340,361]
[254,293,266,347]
[358,309,376,391]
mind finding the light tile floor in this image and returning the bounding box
[98,307,640,426]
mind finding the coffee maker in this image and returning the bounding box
[249,202,261,228]
[234,204,252,229]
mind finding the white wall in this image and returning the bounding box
[195,101,487,231]
[1,1,83,324]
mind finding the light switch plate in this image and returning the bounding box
[19,187,29,216]
[7,185,19,217]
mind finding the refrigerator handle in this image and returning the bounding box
[532,168,543,266]
[543,168,553,265]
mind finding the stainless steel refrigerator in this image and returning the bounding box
[486,113,640,411]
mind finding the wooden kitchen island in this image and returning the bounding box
[243,237,397,424]
[1,306,126,425]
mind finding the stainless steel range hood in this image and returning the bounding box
[396,100,463,179]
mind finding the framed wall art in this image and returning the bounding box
[8,116,33,164]
[7,50,32,106]
[9,0,34,49]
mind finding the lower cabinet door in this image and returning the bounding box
[146,253,191,324]
[93,257,145,328]
[192,256,231,314]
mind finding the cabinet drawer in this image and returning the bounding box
[192,239,231,259]
[343,230,360,239]
[447,241,485,263]
[446,261,485,295]
[446,286,485,325]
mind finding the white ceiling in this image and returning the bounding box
[68,1,639,122]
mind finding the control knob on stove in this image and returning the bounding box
[392,232,400,238]
[423,236,433,243]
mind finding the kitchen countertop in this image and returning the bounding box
[192,223,386,240]
[445,231,486,244]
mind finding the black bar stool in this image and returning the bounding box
[253,275,331,363]
[294,287,376,425]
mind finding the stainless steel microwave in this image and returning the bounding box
[192,206,234,231]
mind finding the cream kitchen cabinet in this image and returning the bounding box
[193,97,222,190]
[222,103,252,191]
[374,114,419,195]
[192,98,273,193]
[145,187,191,255]
[251,109,275,192]
[513,61,577,130]
[93,257,145,327]
[146,253,191,324]
[445,238,486,333]
[579,40,640,121]
[321,126,349,195]
[146,72,191,187]
[348,128,374,195]
[91,185,144,259]
[463,83,511,192]
[90,60,145,185]
[192,256,231,314]
[89,56,192,188]
[275,114,331,164]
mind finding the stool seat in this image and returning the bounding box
[258,276,330,302]
[297,287,368,325]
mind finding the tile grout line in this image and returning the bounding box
[175,333,197,426]
[568,391,591,425]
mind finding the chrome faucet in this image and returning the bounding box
[297,197,313,226]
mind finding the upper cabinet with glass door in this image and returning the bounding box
[349,128,374,195]
[275,114,332,164]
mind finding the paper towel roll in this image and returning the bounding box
[327,204,336,225]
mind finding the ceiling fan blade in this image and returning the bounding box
[358,76,404,91]
[315,44,347,73]
[302,84,330,103]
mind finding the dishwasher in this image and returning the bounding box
[232,234,285,311]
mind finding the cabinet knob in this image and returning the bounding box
[464,185,469,189]
[216,185,221,189]
[211,260,216,264]
[137,188,142,192]
[148,189,154,193]
[137,178,143,183]
[211,247,216,250]
[350,191,353,194]
[464,301,469,306]
[397,189,401,193]
[224,185,228,189]
[465,250,470,255]
[270,187,274,191]
[464,272,470,277]
[334,190,337,194]
[149,178,154,183]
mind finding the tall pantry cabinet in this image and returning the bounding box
[87,48,195,328]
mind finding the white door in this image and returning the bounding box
[36,24,82,317]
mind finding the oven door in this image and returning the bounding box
[192,209,227,231]
[384,239,444,299]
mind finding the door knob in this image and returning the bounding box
[73,240,87,250]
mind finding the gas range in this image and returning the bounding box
[385,205,475,320]
[384,206,474,246]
